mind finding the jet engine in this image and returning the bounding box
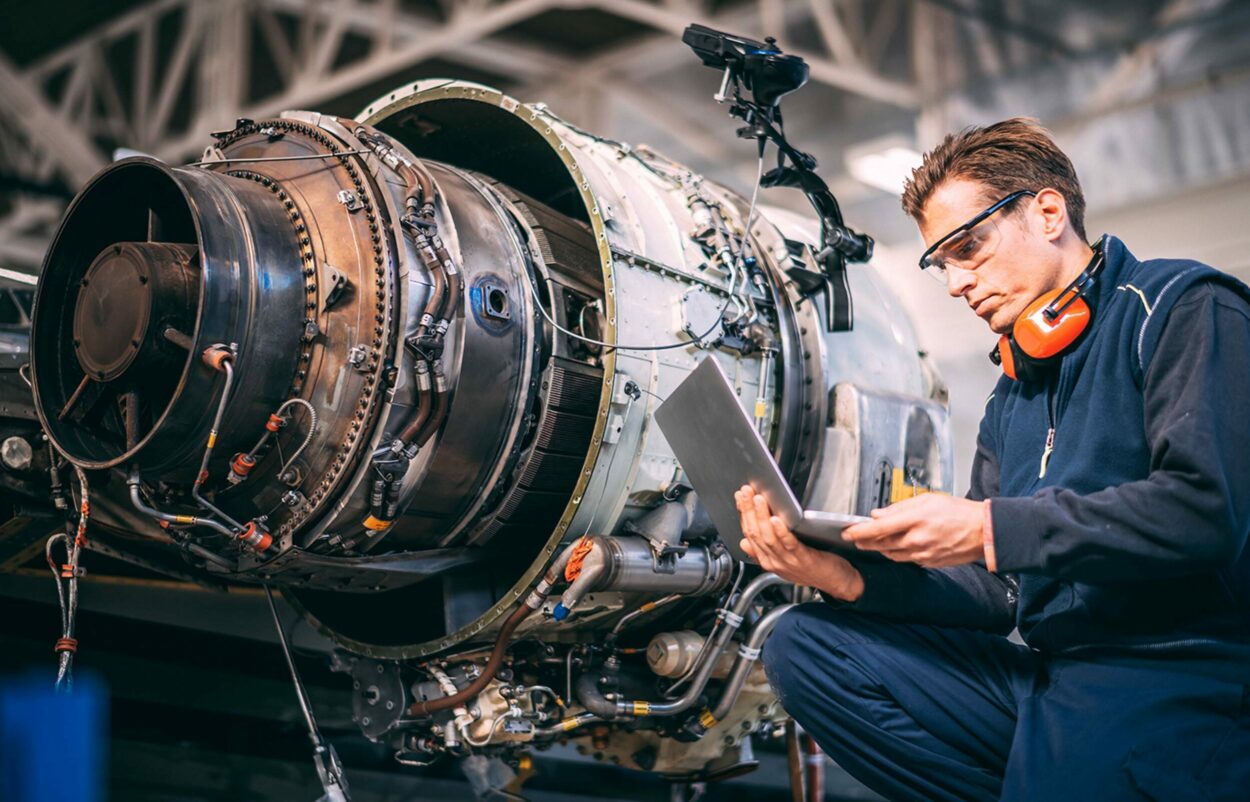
[23,79,952,780]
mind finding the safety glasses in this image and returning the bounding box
[918,189,1036,282]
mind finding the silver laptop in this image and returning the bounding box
[655,356,868,561]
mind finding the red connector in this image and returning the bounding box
[228,452,257,485]
[238,521,273,552]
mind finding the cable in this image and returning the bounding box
[520,152,767,353]
[189,150,373,167]
[45,462,89,692]
[274,398,318,479]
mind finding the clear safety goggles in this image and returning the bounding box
[918,190,1036,282]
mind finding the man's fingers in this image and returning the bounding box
[768,516,803,552]
[753,495,777,542]
[737,489,761,538]
[844,515,912,544]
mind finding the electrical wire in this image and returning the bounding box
[520,152,767,353]
[274,398,318,478]
[578,395,634,539]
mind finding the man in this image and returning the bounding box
[740,118,1250,801]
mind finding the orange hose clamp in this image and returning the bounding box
[228,453,257,484]
[238,521,273,552]
[363,515,393,531]
[201,346,233,372]
[265,413,285,433]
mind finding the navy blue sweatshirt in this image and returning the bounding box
[835,236,1250,671]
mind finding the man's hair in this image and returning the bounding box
[901,118,1087,241]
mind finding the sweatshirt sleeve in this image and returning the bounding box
[825,408,1018,635]
[991,282,1250,580]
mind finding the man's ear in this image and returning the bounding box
[1033,187,1068,242]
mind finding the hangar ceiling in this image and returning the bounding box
[1,0,1248,270]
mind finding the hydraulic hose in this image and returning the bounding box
[407,545,577,717]
[395,358,434,445]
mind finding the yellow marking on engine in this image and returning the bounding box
[890,467,945,504]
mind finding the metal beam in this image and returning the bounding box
[809,0,862,67]
[156,0,562,161]
[0,52,107,187]
[592,0,919,108]
[0,234,53,268]
[1084,0,1229,111]
[260,0,575,79]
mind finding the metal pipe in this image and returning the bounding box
[579,572,784,719]
[533,711,599,737]
[183,541,233,569]
[190,356,244,531]
[709,603,795,722]
[607,594,682,642]
[554,547,607,620]
[127,470,234,538]
[556,536,733,620]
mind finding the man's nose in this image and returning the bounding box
[945,264,975,298]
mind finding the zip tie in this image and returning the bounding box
[717,609,744,628]
[738,644,762,661]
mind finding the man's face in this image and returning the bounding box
[918,178,1060,335]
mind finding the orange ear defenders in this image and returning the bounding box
[990,243,1105,383]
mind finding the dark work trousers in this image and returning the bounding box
[761,603,1250,802]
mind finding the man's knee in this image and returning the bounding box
[761,602,889,708]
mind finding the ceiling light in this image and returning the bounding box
[846,137,923,195]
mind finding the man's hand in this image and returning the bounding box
[735,485,864,602]
[843,494,989,568]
